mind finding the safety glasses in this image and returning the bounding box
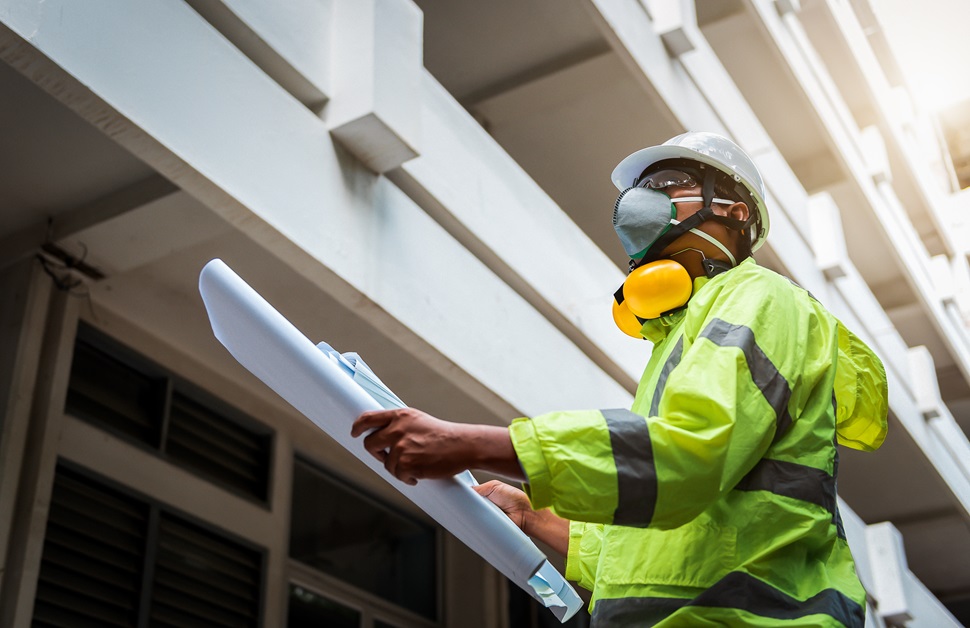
[635,168,699,190]
[637,168,735,206]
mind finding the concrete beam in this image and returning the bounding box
[184,0,333,110]
[808,192,850,280]
[867,522,914,624]
[910,345,944,421]
[861,125,892,185]
[326,0,422,173]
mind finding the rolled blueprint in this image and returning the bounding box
[199,259,582,622]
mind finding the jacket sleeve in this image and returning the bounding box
[565,521,602,591]
[510,271,814,529]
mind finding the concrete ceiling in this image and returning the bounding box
[0,61,154,237]
[414,0,609,104]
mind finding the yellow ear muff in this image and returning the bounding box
[612,299,646,338]
[622,259,693,320]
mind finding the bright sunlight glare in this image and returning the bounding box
[873,0,970,113]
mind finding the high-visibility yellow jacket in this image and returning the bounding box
[510,259,888,627]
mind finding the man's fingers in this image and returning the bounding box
[351,410,396,438]
[473,480,501,498]
[384,445,416,485]
[362,429,395,458]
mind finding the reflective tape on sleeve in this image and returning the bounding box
[601,408,656,527]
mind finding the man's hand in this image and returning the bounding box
[474,480,569,556]
[351,408,469,485]
[473,480,533,530]
[351,408,525,485]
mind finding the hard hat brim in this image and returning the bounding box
[612,145,726,191]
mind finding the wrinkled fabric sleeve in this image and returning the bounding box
[565,521,603,591]
[509,411,620,521]
[510,271,810,529]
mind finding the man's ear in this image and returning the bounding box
[727,201,749,223]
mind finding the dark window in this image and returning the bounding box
[65,323,272,503]
[287,585,360,628]
[66,334,166,448]
[33,463,264,628]
[289,460,437,620]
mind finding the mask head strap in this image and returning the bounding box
[632,206,714,268]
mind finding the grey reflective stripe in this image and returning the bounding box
[699,318,793,441]
[591,572,863,627]
[693,572,864,626]
[591,596,686,627]
[735,459,836,515]
[602,408,656,527]
[649,336,684,416]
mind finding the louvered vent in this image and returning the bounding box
[166,392,271,501]
[32,466,149,627]
[65,324,272,504]
[149,513,261,627]
[65,336,164,447]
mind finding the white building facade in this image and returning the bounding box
[1,0,968,626]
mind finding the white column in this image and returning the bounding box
[0,259,52,600]
[0,284,78,628]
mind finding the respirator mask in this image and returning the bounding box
[611,166,752,338]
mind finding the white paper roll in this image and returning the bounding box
[199,259,582,622]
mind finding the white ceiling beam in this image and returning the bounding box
[183,0,333,110]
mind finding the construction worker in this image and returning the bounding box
[352,132,888,627]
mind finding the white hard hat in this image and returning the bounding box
[611,132,770,252]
